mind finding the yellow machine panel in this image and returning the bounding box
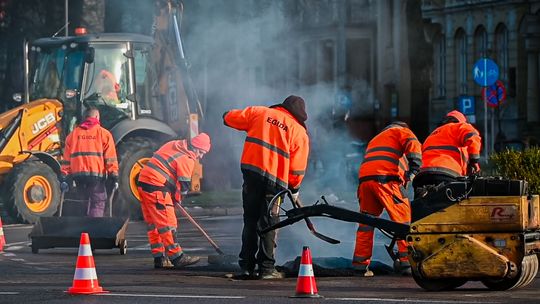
[409,194,540,291]
[411,195,540,233]
[409,233,521,279]
[0,99,62,175]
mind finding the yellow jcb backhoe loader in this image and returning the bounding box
[0,0,203,223]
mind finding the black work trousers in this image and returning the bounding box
[238,171,281,273]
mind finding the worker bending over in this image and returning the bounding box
[353,121,422,276]
[223,95,310,280]
[137,133,211,269]
[413,110,481,196]
[60,107,119,217]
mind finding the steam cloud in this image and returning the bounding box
[109,0,388,264]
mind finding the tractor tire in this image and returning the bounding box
[2,161,61,224]
[116,137,159,219]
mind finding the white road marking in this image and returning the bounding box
[5,246,25,251]
[3,225,32,229]
[330,298,495,303]
[100,293,244,299]
[5,241,30,246]
[0,252,16,256]
[0,292,19,295]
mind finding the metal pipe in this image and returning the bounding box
[126,42,137,120]
[65,0,69,37]
[23,40,30,103]
[172,14,185,59]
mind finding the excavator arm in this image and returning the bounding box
[151,0,203,138]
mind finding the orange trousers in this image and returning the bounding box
[138,187,183,260]
[353,180,411,269]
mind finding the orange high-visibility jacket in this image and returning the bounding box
[359,123,422,183]
[138,140,196,201]
[420,122,481,177]
[224,106,309,191]
[61,124,118,179]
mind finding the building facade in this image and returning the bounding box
[269,0,431,140]
[422,0,540,154]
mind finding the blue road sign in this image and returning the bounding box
[482,80,507,108]
[458,95,475,115]
[473,58,499,87]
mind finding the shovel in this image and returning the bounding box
[174,202,237,265]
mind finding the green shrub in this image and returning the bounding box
[490,147,540,194]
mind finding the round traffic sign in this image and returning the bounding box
[473,58,499,87]
[482,80,506,108]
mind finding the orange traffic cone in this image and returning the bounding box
[0,217,5,252]
[292,246,321,298]
[67,233,108,294]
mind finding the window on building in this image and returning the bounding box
[348,0,370,24]
[474,26,488,58]
[434,33,446,97]
[320,39,335,83]
[495,24,509,83]
[455,29,468,95]
[300,41,317,86]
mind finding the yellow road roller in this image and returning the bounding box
[262,177,540,291]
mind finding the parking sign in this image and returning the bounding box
[458,96,475,115]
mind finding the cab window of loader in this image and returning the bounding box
[30,46,84,103]
[31,48,65,100]
[133,44,154,116]
[83,43,131,108]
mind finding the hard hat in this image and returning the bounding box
[191,133,211,153]
[446,110,467,123]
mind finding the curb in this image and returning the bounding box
[182,207,243,217]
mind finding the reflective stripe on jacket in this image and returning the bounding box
[223,106,309,190]
[138,140,196,202]
[358,123,422,182]
[420,122,481,177]
[61,125,118,178]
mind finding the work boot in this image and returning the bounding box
[393,260,412,276]
[171,254,200,268]
[232,269,258,280]
[354,265,374,277]
[154,256,166,269]
[259,269,285,280]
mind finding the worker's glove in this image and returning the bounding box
[467,161,481,176]
[404,172,415,187]
[290,192,299,203]
[108,174,119,190]
[60,181,69,193]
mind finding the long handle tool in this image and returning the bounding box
[174,202,225,255]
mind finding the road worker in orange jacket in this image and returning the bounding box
[95,69,120,103]
[353,121,422,276]
[137,133,211,269]
[223,95,310,280]
[413,110,482,194]
[60,107,119,217]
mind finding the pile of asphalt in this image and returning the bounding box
[277,257,394,277]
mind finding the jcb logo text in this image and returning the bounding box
[31,113,56,135]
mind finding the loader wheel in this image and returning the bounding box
[117,137,158,218]
[481,254,538,290]
[411,266,467,291]
[3,162,60,224]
